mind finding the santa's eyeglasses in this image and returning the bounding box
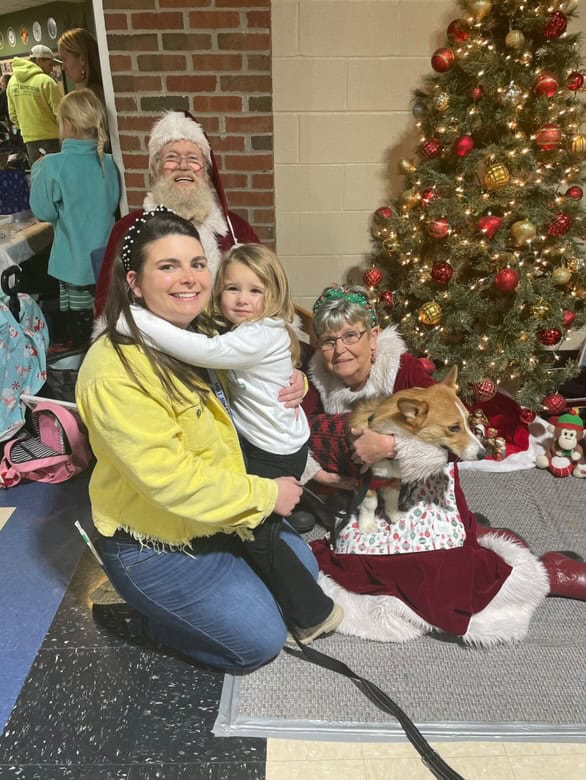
[161,153,204,171]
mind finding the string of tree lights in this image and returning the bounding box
[366,0,586,412]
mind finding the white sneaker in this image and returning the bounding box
[285,603,344,649]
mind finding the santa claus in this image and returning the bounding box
[94,110,258,316]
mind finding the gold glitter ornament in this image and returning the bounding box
[519,331,529,342]
[383,237,398,255]
[372,225,390,240]
[418,301,442,325]
[505,30,525,49]
[520,51,533,66]
[552,266,572,286]
[531,300,550,318]
[400,188,421,210]
[467,0,492,21]
[433,92,450,112]
[569,134,586,158]
[482,162,510,191]
[511,219,537,245]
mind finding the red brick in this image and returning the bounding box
[252,209,275,223]
[218,32,269,51]
[127,189,145,209]
[123,153,149,170]
[166,75,217,92]
[104,13,129,31]
[138,54,187,71]
[109,54,132,72]
[220,75,271,93]
[225,115,272,133]
[107,33,158,51]
[252,173,273,189]
[115,96,138,112]
[160,0,210,6]
[224,154,272,171]
[254,225,275,244]
[247,11,270,28]
[189,11,241,28]
[193,95,242,112]
[216,0,269,7]
[247,54,271,71]
[227,190,273,206]
[192,53,242,71]
[118,115,158,132]
[104,0,154,8]
[131,12,184,29]
[125,172,148,188]
[220,173,248,188]
[113,74,162,92]
[119,134,142,152]
[162,33,212,50]
[206,135,245,151]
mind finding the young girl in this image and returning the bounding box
[118,234,342,646]
[29,88,120,351]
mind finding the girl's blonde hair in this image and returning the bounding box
[214,243,301,365]
[57,88,108,167]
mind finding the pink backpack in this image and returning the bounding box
[0,401,93,488]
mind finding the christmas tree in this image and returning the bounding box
[367,0,586,412]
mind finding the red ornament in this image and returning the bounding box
[420,187,439,207]
[431,47,455,73]
[419,357,436,374]
[431,261,454,285]
[543,11,568,40]
[495,268,520,293]
[567,71,584,92]
[375,206,393,220]
[543,393,566,414]
[419,137,443,160]
[520,408,537,424]
[565,186,583,200]
[427,218,450,239]
[363,267,383,288]
[473,379,497,402]
[538,328,563,346]
[534,124,562,151]
[562,310,577,327]
[534,72,559,98]
[476,214,502,239]
[379,289,394,311]
[547,213,572,236]
[468,85,484,102]
[447,19,469,42]
[452,134,475,157]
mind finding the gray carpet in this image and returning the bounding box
[215,469,586,742]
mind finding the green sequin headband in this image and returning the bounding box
[312,285,377,326]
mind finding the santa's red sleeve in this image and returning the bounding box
[94,210,143,317]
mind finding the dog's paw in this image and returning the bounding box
[358,516,377,534]
[388,510,406,525]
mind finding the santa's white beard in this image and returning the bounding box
[150,174,218,225]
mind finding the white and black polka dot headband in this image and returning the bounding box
[120,205,176,272]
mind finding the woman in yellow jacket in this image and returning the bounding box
[76,208,324,670]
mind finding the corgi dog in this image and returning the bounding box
[349,366,486,533]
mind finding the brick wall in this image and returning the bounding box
[102,0,274,243]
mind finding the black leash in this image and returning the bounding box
[274,481,464,780]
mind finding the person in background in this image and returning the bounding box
[58,28,103,104]
[76,209,327,670]
[0,74,11,124]
[94,110,258,316]
[29,89,120,351]
[7,45,62,164]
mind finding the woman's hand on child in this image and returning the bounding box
[273,476,303,516]
[278,369,305,408]
[350,428,396,469]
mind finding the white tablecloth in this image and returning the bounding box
[0,219,53,268]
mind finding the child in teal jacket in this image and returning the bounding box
[30,88,120,349]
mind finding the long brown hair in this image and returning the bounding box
[102,211,217,402]
[58,28,103,99]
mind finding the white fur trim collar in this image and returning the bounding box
[142,194,227,278]
[308,326,408,415]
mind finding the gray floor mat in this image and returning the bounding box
[215,470,586,742]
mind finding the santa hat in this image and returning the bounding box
[553,409,584,433]
[148,110,211,168]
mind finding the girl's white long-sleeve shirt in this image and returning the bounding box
[122,305,309,454]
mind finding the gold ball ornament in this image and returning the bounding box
[531,300,550,318]
[399,158,416,174]
[382,237,398,255]
[372,225,390,240]
[569,134,586,158]
[482,162,510,191]
[572,284,586,300]
[467,0,492,21]
[511,219,537,245]
[505,30,525,49]
[400,188,421,211]
[518,330,529,342]
[418,301,442,326]
[433,92,450,112]
[552,266,572,286]
[520,51,533,66]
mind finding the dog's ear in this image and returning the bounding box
[397,397,429,428]
[441,365,458,389]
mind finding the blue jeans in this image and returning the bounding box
[99,524,319,672]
